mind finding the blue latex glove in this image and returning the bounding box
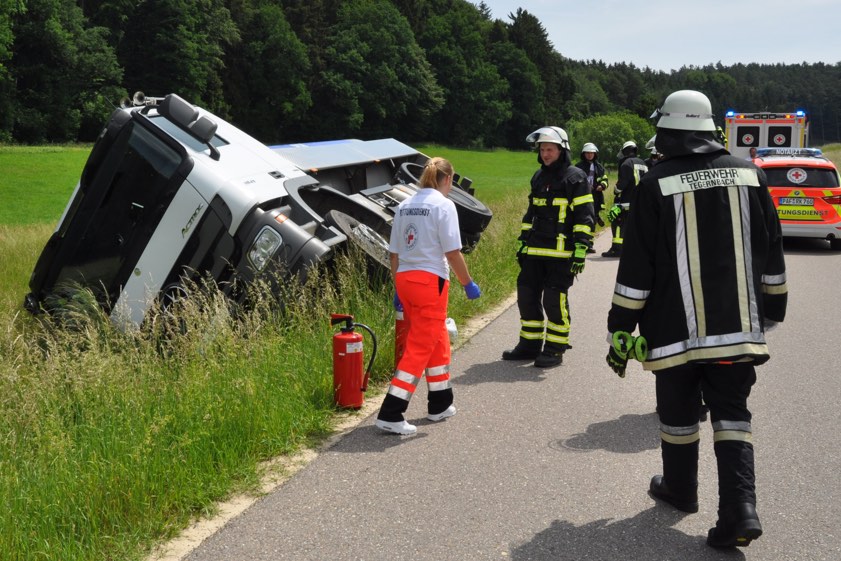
[393,293,403,312]
[463,280,481,300]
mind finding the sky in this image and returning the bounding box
[474,0,841,72]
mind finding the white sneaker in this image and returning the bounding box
[427,405,457,422]
[375,419,417,435]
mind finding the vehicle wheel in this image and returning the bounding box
[396,162,493,235]
[830,238,841,251]
[324,209,391,274]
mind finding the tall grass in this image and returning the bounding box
[0,145,531,560]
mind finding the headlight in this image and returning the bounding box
[248,226,283,272]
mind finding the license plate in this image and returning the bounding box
[780,197,814,206]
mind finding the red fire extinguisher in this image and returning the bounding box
[330,313,377,409]
[394,308,409,370]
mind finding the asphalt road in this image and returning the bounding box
[179,233,841,561]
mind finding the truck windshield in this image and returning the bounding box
[51,121,186,310]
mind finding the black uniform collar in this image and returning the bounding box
[655,128,726,158]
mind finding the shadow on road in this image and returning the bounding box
[549,413,661,454]
[509,507,746,561]
[456,359,554,386]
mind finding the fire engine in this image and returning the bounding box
[724,110,809,159]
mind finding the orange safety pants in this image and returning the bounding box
[378,270,453,422]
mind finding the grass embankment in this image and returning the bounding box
[0,144,536,561]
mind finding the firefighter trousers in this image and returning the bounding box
[514,259,573,354]
[378,270,452,423]
[655,362,757,507]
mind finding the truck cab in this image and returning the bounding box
[24,93,492,328]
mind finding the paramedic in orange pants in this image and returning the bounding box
[375,157,481,436]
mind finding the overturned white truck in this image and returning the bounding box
[24,93,492,327]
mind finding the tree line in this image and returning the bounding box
[2,0,840,151]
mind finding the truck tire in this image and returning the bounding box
[395,162,493,234]
[324,209,391,274]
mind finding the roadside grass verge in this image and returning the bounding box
[0,144,529,560]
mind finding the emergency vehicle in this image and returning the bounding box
[724,110,809,159]
[24,92,492,328]
[752,147,841,250]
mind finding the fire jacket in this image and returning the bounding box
[607,148,788,371]
[575,158,608,192]
[519,158,595,260]
[615,155,648,206]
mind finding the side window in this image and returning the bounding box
[736,126,759,147]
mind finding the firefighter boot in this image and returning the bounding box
[601,245,622,258]
[649,440,699,513]
[707,503,762,548]
[502,344,541,361]
[649,475,699,513]
[533,349,563,368]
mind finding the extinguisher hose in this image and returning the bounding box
[353,323,377,391]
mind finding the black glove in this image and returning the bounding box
[606,346,628,378]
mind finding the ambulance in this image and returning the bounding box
[724,110,809,159]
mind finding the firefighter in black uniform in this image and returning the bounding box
[644,135,662,169]
[575,142,608,232]
[606,90,788,548]
[502,126,595,368]
[602,140,647,258]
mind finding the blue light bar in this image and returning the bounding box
[725,110,735,118]
[795,110,806,117]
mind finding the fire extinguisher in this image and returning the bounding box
[394,309,409,370]
[330,313,377,409]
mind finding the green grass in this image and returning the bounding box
[0,145,91,225]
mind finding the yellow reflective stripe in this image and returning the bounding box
[533,198,548,206]
[572,193,594,205]
[521,319,545,328]
[661,431,700,445]
[714,430,753,443]
[642,342,768,370]
[521,223,532,231]
[572,224,592,234]
[612,293,646,310]
[684,193,706,337]
[728,188,751,332]
[762,282,788,295]
[519,331,544,340]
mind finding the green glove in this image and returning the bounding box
[606,331,649,378]
[570,243,587,274]
[608,204,623,222]
[606,345,628,378]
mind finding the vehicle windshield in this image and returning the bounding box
[763,166,840,188]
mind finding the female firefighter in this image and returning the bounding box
[375,157,482,436]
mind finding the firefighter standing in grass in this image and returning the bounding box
[502,126,595,368]
[602,141,648,258]
[606,90,787,548]
[375,157,481,436]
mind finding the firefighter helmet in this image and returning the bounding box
[645,135,658,155]
[651,90,716,132]
[582,142,599,153]
[617,140,637,158]
[526,126,570,150]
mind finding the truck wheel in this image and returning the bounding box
[395,162,493,234]
[324,210,391,273]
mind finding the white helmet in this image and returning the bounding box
[617,140,637,158]
[651,89,716,131]
[581,142,599,153]
[645,135,658,155]
[526,126,570,150]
